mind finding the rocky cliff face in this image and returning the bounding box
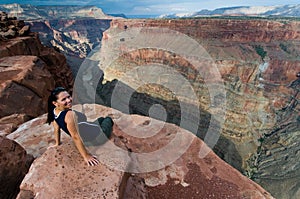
[0,4,111,20]
[26,19,111,75]
[0,4,116,75]
[95,18,300,199]
[0,11,73,135]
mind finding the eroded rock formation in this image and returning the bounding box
[0,11,30,40]
[26,19,111,74]
[0,4,111,20]
[1,4,116,75]
[0,12,73,135]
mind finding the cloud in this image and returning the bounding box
[1,0,300,15]
[147,0,300,15]
[131,2,220,15]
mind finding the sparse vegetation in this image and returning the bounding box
[279,43,290,53]
[258,136,265,143]
[254,45,267,60]
[244,134,266,179]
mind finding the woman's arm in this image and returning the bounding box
[52,121,61,146]
[65,111,99,166]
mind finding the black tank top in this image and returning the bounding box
[54,109,87,136]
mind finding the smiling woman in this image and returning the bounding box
[47,87,114,167]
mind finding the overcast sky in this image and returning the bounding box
[1,0,300,15]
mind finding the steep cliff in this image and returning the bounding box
[26,19,111,75]
[94,18,300,199]
[0,4,117,75]
[0,4,111,20]
[0,11,73,135]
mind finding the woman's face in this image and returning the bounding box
[53,91,72,110]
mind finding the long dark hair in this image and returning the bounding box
[47,87,67,124]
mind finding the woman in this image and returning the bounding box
[47,87,113,166]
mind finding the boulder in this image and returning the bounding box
[0,35,73,90]
[0,55,55,119]
[0,14,74,136]
[18,25,30,36]
[0,114,30,136]
[17,140,124,199]
[0,136,33,199]
[7,114,70,158]
[0,55,55,136]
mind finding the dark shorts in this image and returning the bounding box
[78,116,114,146]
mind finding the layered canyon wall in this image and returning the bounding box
[27,19,111,75]
[93,18,300,199]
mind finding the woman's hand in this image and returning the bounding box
[65,111,99,167]
[47,143,60,149]
[84,154,99,166]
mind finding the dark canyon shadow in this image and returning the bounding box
[72,57,242,172]
[95,78,243,172]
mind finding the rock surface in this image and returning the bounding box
[17,104,274,199]
[0,5,118,75]
[252,114,300,199]
[0,12,74,135]
[27,19,111,74]
[0,136,33,199]
[17,140,124,199]
[7,114,70,158]
[0,11,29,40]
[0,114,30,136]
[0,34,73,89]
[0,56,54,118]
